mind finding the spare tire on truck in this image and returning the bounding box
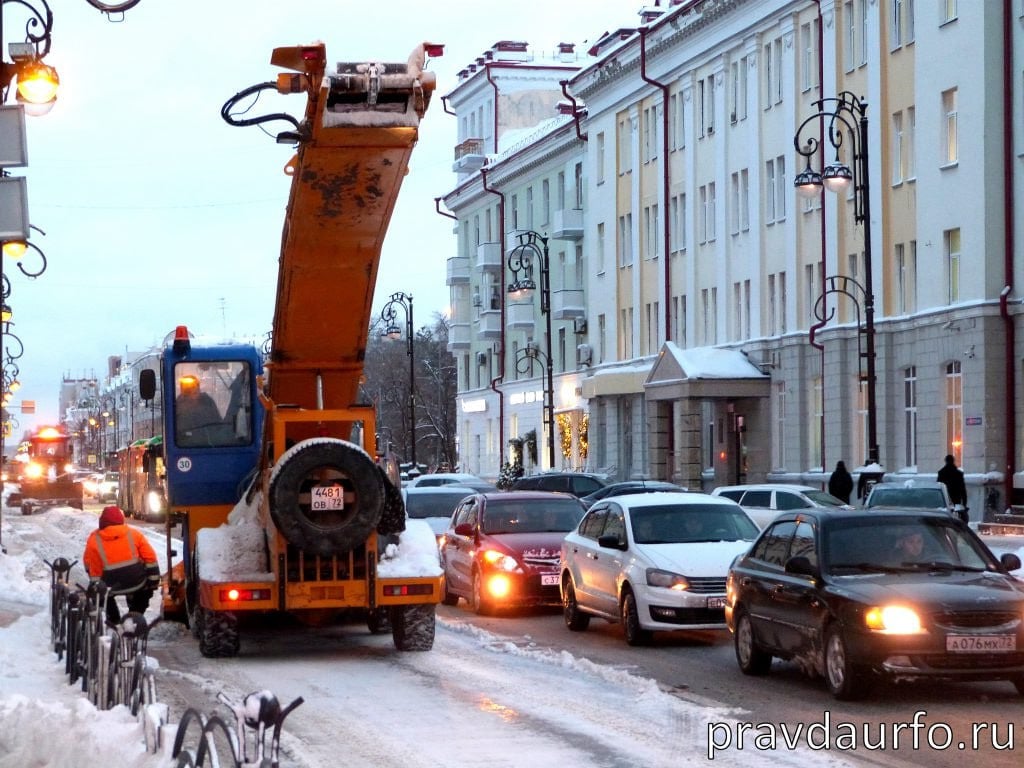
[268,439,384,557]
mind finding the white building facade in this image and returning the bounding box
[443,0,1024,519]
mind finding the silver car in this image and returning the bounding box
[710,483,851,529]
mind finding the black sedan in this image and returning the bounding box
[578,480,687,509]
[726,508,1024,699]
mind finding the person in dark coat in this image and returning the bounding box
[937,454,968,521]
[828,460,854,504]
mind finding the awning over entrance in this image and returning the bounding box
[580,359,655,398]
[644,342,770,400]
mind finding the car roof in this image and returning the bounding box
[479,490,581,501]
[712,483,818,493]
[766,507,952,524]
[402,485,479,496]
[595,491,740,509]
[868,480,945,490]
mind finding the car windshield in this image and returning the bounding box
[630,503,760,544]
[404,492,471,519]
[481,499,584,534]
[867,487,947,509]
[803,490,846,507]
[825,516,997,574]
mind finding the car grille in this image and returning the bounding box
[932,611,1021,631]
[917,653,1024,671]
[523,554,560,569]
[686,577,727,594]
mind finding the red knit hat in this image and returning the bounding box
[99,505,125,529]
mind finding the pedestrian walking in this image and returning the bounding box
[937,454,969,523]
[828,460,854,504]
[83,505,160,624]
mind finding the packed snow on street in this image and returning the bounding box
[0,502,863,768]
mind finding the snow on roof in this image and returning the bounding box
[490,114,574,160]
[664,341,765,379]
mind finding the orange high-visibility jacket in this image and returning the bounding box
[83,523,159,594]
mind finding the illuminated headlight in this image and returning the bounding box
[864,605,926,634]
[145,490,165,515]
[646,568,690,591]
[24,463,43,480]
[481,549,521,573]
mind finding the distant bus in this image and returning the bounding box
[117,435,167,521]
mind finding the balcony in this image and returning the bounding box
[552,288,585,319]
[476,241,503,271]
[447,255,470,285]
[448,321,471,351]
[507,300,536,331]
[551,208,583,240]
[453,137,486,174]
[478,309,502,340]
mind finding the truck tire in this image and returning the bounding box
[391,604,436,651]
[269,439,384,556]
[377,465,406,536]
[196,607,240,658]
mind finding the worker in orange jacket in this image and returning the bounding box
[83,505,160,624]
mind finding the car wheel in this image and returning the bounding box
[471,570,492,616]
[824,625,867,700]
[441,576,459,607]
[734,611,772,675]
[562,577,590,631]
[621,589,653,646]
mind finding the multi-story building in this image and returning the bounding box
[444,0,1023,518]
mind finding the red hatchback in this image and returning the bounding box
[440,491,586,614]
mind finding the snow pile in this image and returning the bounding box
[197,491,271,582]
[377,519,442,577]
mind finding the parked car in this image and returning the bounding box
[711,483,851,528]
[402,485,478,540]
[406,472,490,490]
[97,471,119,503]
[560,492,760,645]
[440,491,586,614]
[864,480,964,521]
[578,480,687,509]
[509,471,607,498]
[726,508,1024,699]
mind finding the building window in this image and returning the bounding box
[768,274,777,336]
[945,360,963,464]
[801,22,817,92]
[642,106,654,163]
[892,111,904,184]
[775,382,787,470]
[730,60,740,120]
[907,0,915,42]
[809,377,822,470]
[669,93,680,151]
[942,0,957,24]
[766,157,787,224]
[859,0,868,64]
[541,180,550,226]
[574,162,583,208]
[618,214,633,267]
[945,228,960,303]
[906,106,916,180]
[892,0,903,48]
[643,204,659,260]
[596,222,606,273]
[510,194,519,230]
[942,88,958,165]
[730,172,741,235]
[844,1,855,71]
[596,132,606,185]
[765,160,776,222]
[895,243,906,314]
[773,38,783,103]
[706,182,716,241]
[779,271,787,333]
[740,169,750,230]
[904,366,918,468]
[525,186,534,230]
[598,313,606,364]
[671,193,687,253]
[618,116,633,174]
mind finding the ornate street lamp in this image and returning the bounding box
[795,92,878,467]
[506,230,555,469]
[380,291,417,471]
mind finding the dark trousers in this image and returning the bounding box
[106,587,154,625]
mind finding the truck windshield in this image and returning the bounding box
[173,361,253,448]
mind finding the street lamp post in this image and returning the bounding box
[380,291,416,472]
[794,92,878,466]
[506,231,556,470]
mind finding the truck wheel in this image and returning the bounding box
[367,606,391,634]
[197,607,240,658]
[269,439,384,556]
[377,465,406,536]
[391,604,435,651]
[21,501,33,515]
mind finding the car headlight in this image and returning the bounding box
[864,605,926,634]
[481,549,521,573]
[145,490,165,515]
[646,568,690,591]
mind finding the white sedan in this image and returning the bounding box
[560,492,759,645]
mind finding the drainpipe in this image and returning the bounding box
[638,27,673,344]
[440,94,456,117]
[484,64,500,154]
[481,166,507,465]
[639,26,676,482]
[812,0,827,473]
[1000,0,1016,512]
[434,197,457,221]
[559,80,588,142]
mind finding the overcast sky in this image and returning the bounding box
[5,0,638,431]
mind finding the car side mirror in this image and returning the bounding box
[453,523,474,537]
[597,534,627,551]
[1000,552,1022,572]
[784,555,818,578]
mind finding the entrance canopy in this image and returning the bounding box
[644,342,770,401]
